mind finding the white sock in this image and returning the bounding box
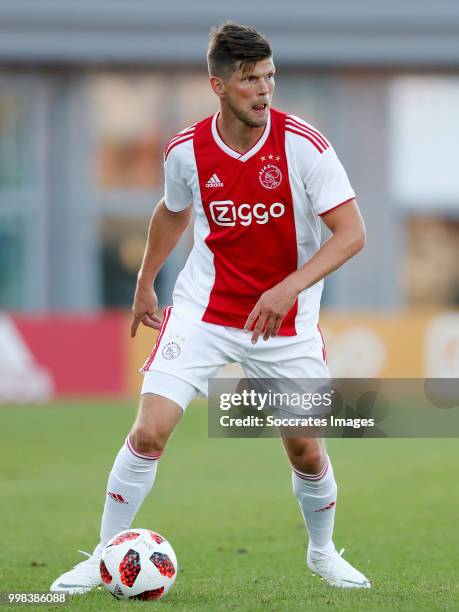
[92,435,161,559]
[292,455,337,555]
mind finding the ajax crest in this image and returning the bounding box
[259,164,282,190]
[162,342,181,360]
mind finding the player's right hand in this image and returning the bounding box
[130,283,162,337]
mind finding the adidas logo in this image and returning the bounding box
[205,173,224,188]
[108,491,128,504]
[315,500,336,513]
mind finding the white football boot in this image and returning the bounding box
[50,551,102,594]
[307,547,371,589]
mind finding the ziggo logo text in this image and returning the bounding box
[209,200,285,227]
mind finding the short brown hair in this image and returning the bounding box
[207,21,272,78]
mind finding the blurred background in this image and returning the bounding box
[1,0,459,401]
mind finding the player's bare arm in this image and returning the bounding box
[245,199,365,343]
[131,197,192,337]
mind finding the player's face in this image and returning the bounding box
[223,58,275,128]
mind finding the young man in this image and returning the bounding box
[51,22,369,593]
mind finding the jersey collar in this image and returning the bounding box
[211,110,271,162]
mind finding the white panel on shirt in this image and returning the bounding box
[287,115,355,216]
[164,138,216,319]
[285,119,355,333]
[305,147,355,216]
[164,138,194,212]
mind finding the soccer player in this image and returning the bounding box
[51,22,370,592]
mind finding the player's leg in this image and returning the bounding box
[94,388,187,559]
[282,434,370,588]
[50,381,195,594]
[282,436,337,555]
[243,328,370,588]
[242,329,337,555]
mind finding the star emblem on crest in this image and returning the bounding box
[260,153,281,163]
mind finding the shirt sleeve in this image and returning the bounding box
[164,146,192,212]
[305,147,355,216]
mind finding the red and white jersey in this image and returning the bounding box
[163,108,355,336]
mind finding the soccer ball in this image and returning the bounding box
[100,528,178,601]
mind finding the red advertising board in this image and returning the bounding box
[1,313,126,401]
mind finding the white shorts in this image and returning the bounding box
[141,306,329,410]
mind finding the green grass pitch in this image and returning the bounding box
[1,401,458,611]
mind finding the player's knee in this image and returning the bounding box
[291,444,325,475]
[302,450,325,475]
[130,426,168,455]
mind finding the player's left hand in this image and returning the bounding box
[244,277,299,344]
